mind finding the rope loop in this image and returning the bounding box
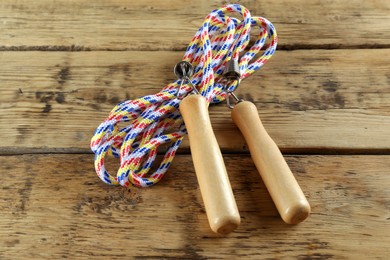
[91,4,278,187]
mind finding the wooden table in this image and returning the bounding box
[1,1,389,259]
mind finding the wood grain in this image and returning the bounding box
[1,1,389,259]
[180,95,240,234]
[0,154,388,259]
[1,50,389,153]
[1,0,390,50]
[232,101,310,224]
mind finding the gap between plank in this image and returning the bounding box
[1,44,390,52]
[0,147,389,156]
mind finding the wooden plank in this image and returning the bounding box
[0,154,388,259]
[1,0,390,50]
[1,50,389,153]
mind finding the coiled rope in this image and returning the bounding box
[90,4,277,188]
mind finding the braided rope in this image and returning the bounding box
[90,4,278,188]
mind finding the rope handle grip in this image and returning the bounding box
[231,101,310,224]
[180,94,240,234]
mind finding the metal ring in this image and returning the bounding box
[174,61,199,98]
[225,88,242,109]
[174,61,194,79]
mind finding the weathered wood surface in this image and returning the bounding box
[1,50,389,153]
[1,0,390,50]
[1,0,389,259]
[0,154,389,259]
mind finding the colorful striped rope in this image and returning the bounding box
[90,4,278,188]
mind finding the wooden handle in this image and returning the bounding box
[231,101,310,224]
[179,94,240,234]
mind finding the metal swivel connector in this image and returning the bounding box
[174,61,199,99]
[223,59,243,109]
[223,59,241,81]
